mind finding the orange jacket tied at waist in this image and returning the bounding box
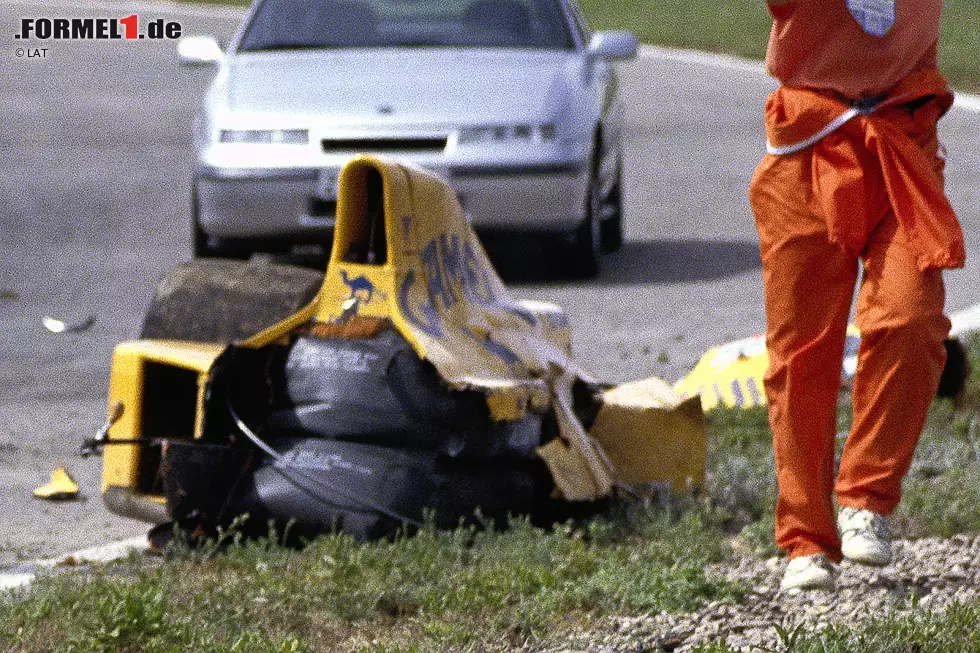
[763,68,965,271]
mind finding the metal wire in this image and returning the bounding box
[225,396,422,528]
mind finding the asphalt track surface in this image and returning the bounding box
[1,0,978,564]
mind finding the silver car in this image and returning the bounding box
[180,0,637,276]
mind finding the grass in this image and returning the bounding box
[0,509,741,652]
[934,0,980,93]
[578,0,773,62]
[694,601,980,652]
[576,0,980,92]
[4,334,980,650]
[4,334,980,651]
[175,0,980,92]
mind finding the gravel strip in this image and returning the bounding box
[556,535,980,652]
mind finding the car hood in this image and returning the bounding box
[219,49,579,125]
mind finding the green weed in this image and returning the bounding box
[694,600,980,652]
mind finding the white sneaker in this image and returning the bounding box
[780,553,836,591]
[838,507,892,566]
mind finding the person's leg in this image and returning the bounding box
[750,152,858,563]
[835,214,948,513]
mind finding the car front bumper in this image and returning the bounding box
[195,160,590,240]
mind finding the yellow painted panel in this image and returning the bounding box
[100,340,224,496]
[104,156,616,507]
[589,377,707,493]
[675,325,863,410]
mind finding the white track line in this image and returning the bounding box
[0,536,147,592]
[951,305,980,337]
[0,573,35,592]
[639,45,980,114]
[955,93,980,113]
[639,44,767,76]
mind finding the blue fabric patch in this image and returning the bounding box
[846,0,896,37]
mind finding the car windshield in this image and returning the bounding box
[238,0,575,52]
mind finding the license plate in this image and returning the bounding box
[314,170,340,201]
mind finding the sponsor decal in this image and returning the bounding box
[278,449,374,476]
[340,270,381,303]
[398,232,524,368]
[398,233,497,338]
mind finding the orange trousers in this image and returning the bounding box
[749,122,950,562]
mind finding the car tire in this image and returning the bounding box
[563,158,602,279]
[191,183,250,260]
[140,258,323,342]
[265,328,543,459]
[229,437,549,541]
[600,156,624,253]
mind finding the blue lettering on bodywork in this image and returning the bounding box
[397,233,526,367]
[398,269,442,337]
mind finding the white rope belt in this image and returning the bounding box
[765,107,860,156]
[765,91,915,156]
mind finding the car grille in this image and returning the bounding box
[321,137,448,153]
[308,198,336,218]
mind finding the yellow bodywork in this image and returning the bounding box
[240,157,577,419]
[242,157,613,498]
[588,378,706,492]
[102,156,611,520]
[101,155,706,520]
[101,340,224,520]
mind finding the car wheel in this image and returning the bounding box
[191,183,250,260]
[140,258,324,342]
[564,159,602,279]
[233,436,544,541]
[600,156,623,253]
[265,327,542,459]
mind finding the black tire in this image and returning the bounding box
[266,328,542,458]
[140,258,323,343]
[234,437,547,541]
[938,337,970,400]
[191,183,250,260]
[193,224,248,260]
[160,440,256,525]
[563,159,602,279]
[599,155,624,253]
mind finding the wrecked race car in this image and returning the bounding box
[88,155,705,542]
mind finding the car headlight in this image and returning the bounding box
[457,124,556,145]
[218,129,309,144]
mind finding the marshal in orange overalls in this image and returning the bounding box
[750,0,965,561]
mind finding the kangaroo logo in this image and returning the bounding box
[340,270,378,303]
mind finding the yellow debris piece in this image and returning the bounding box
[33,466,80,500]
[536,373,616,500]
[673,335,768,411]
[588,377,706,493]
[674,326,863,410]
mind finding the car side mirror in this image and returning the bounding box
[587,32,640,61]
[178,36,223,66]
